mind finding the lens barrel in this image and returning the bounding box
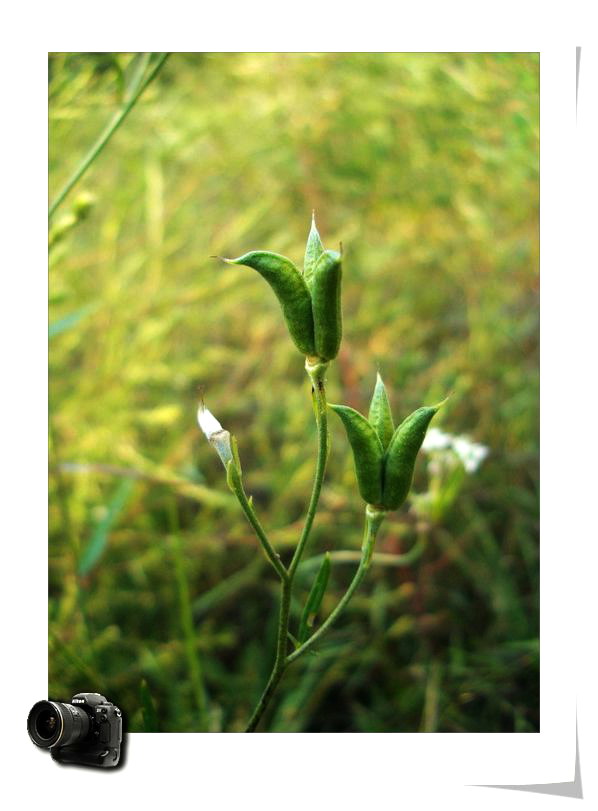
[27,700,90,748]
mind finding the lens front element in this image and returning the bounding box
[27,700,90,748]
[35,707,60,740]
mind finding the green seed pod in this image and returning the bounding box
[368,372,395,450]
[223,251,315,356]
[303,212,324,291]
[382,405,440,511]
[329,404,384,505]
[312,249,342,362]
[297,551,331,643]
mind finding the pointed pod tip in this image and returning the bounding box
[432,393,452,412]
[328,402,353,418]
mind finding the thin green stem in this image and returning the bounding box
[245,668,286,733]
[287,506,386,665]
[230,474,289,582]
[245,579,292,732]
[49,52,170,219]
[247,507,384,729]
[289,359,330,578]
[245,359,330,731]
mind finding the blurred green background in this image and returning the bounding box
[49,52,539,732]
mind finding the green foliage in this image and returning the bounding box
[49,52,539,732]
[78,479,135,576]
[139,678,158,732]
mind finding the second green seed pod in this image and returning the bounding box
[329,404,384,505]
[382,405,440,510]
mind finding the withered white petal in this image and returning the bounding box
[197,405,223,439]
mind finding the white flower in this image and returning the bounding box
[422,428,489,474]
[197,404,224,439]
[452,436,489,473]
[422,427,454,452]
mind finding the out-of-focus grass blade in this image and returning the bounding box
[297,552,331,644]
[78,479,135,576]
[287,630,300,649]
[192,560,262,619]
[49,304,97,339]
[140,678,158,732]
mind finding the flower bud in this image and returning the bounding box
[197,404,238,471]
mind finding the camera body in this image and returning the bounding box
[27,692,122,768]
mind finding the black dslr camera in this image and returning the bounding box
[27,693,122,768]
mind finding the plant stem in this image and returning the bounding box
[245,578,292,732]
[229,474,289,582]
[245,359,330,731]
[289,359,330,578]
[48,52,170,219]
[286,506,386,665]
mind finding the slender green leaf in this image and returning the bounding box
[49,304,97,339]
[298,552,331,643]
[78,479,135,575]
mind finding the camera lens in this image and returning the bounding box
[27,700,90,749]
[36,707,59,740]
